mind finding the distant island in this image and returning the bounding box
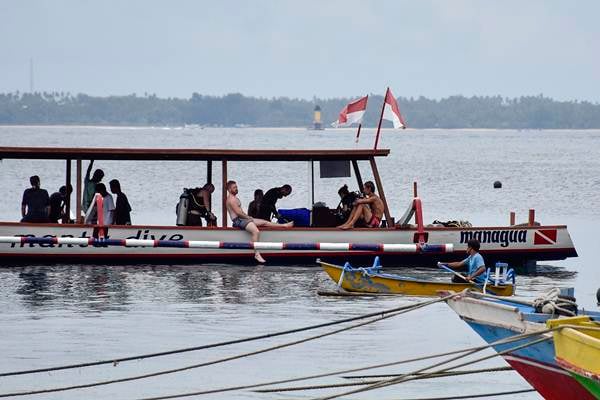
[1,91,599,129]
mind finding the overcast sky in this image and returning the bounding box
[2,1,599,101]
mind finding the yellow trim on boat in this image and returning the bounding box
[550,316,600,376]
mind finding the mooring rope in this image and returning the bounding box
[341,366,512,379]
[134,344,490,400]
[0,296,449,378]
[312,332,553,400]
[130,323,547,400]
[383,388,536,400]
[0,294,457,398]
[253,367,514,392]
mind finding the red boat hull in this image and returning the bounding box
[505,355,596,400]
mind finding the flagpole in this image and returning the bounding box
[373,88,388,150]
[354,95,367,143]
[354,124,362,143]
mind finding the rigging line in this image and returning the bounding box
[0,295,455,398]
[341,366,513,379]
[130,317,543,399]
[383,388,536,400]
[135,340,485,400]
[313,331,553,400]
[254,367,515,393]
[0,295,452,378]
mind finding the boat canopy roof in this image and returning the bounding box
[0,147,390,161]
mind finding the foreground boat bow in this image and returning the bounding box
[444,290,600,400]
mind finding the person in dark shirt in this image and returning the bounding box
[109,179,132,225]
[186,183,217,226]
[49,184,73,223]
[257,184,292,221]
[335,184,360,224]
[248,189,263,218]
[21,175,50,223]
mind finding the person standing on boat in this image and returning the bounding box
[21,175,50,223]
[84,183,115,225]
[109,179,132,225]
[338,181,384,229]
[444,239,486,283]
[82,160,104,214]
[49,184,73,223]
[257,184,292,221]
[226,180,293,263]
[187,183,217,226]
[248,189,263,218]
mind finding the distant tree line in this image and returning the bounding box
[1,91,599,129]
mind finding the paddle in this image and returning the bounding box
[437,262,499,296]
[437,263,474,283]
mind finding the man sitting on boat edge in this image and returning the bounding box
[337,181,384,230]
[443,239,486,283]
[226,180,293,264]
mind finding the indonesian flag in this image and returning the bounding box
[382,88,406,129]
[331,95,368,127]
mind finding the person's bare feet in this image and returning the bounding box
[284,221,294,228]
[254,252,266,264]
[338,224,351,230]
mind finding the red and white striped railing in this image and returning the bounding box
[0,236,453,253]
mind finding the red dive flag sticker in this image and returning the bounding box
[331,96,368,127]
[534,229,557,245]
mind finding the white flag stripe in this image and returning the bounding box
[383,103,404,129]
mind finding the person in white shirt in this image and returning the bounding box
[84,183,115,225]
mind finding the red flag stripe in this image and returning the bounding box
[385,89,406,126]
[346,96,368,113]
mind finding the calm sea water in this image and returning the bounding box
[1,126,599,400]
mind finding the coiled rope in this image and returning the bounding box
[0,294,457,398]
[532,287,577,316]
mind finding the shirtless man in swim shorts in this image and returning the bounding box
[337,181,384,230]
[226,180,293,263]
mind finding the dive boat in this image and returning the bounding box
[443,290,600,400]
[0,146,578,268]
[319,258,515,296]
[550,316,600,398]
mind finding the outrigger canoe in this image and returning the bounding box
[319,259,515,297]
[549,316,600,398]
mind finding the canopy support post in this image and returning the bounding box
[310,160,315,206]
[369,157,392,225]
[351,160,364,191]
[76,160,82,223]
[207,160,213,212]
[221,160,228,227]
[64,159,71,223]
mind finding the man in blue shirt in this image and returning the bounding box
[445,239,486,283]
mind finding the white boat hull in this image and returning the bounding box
[0,222,577,267]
